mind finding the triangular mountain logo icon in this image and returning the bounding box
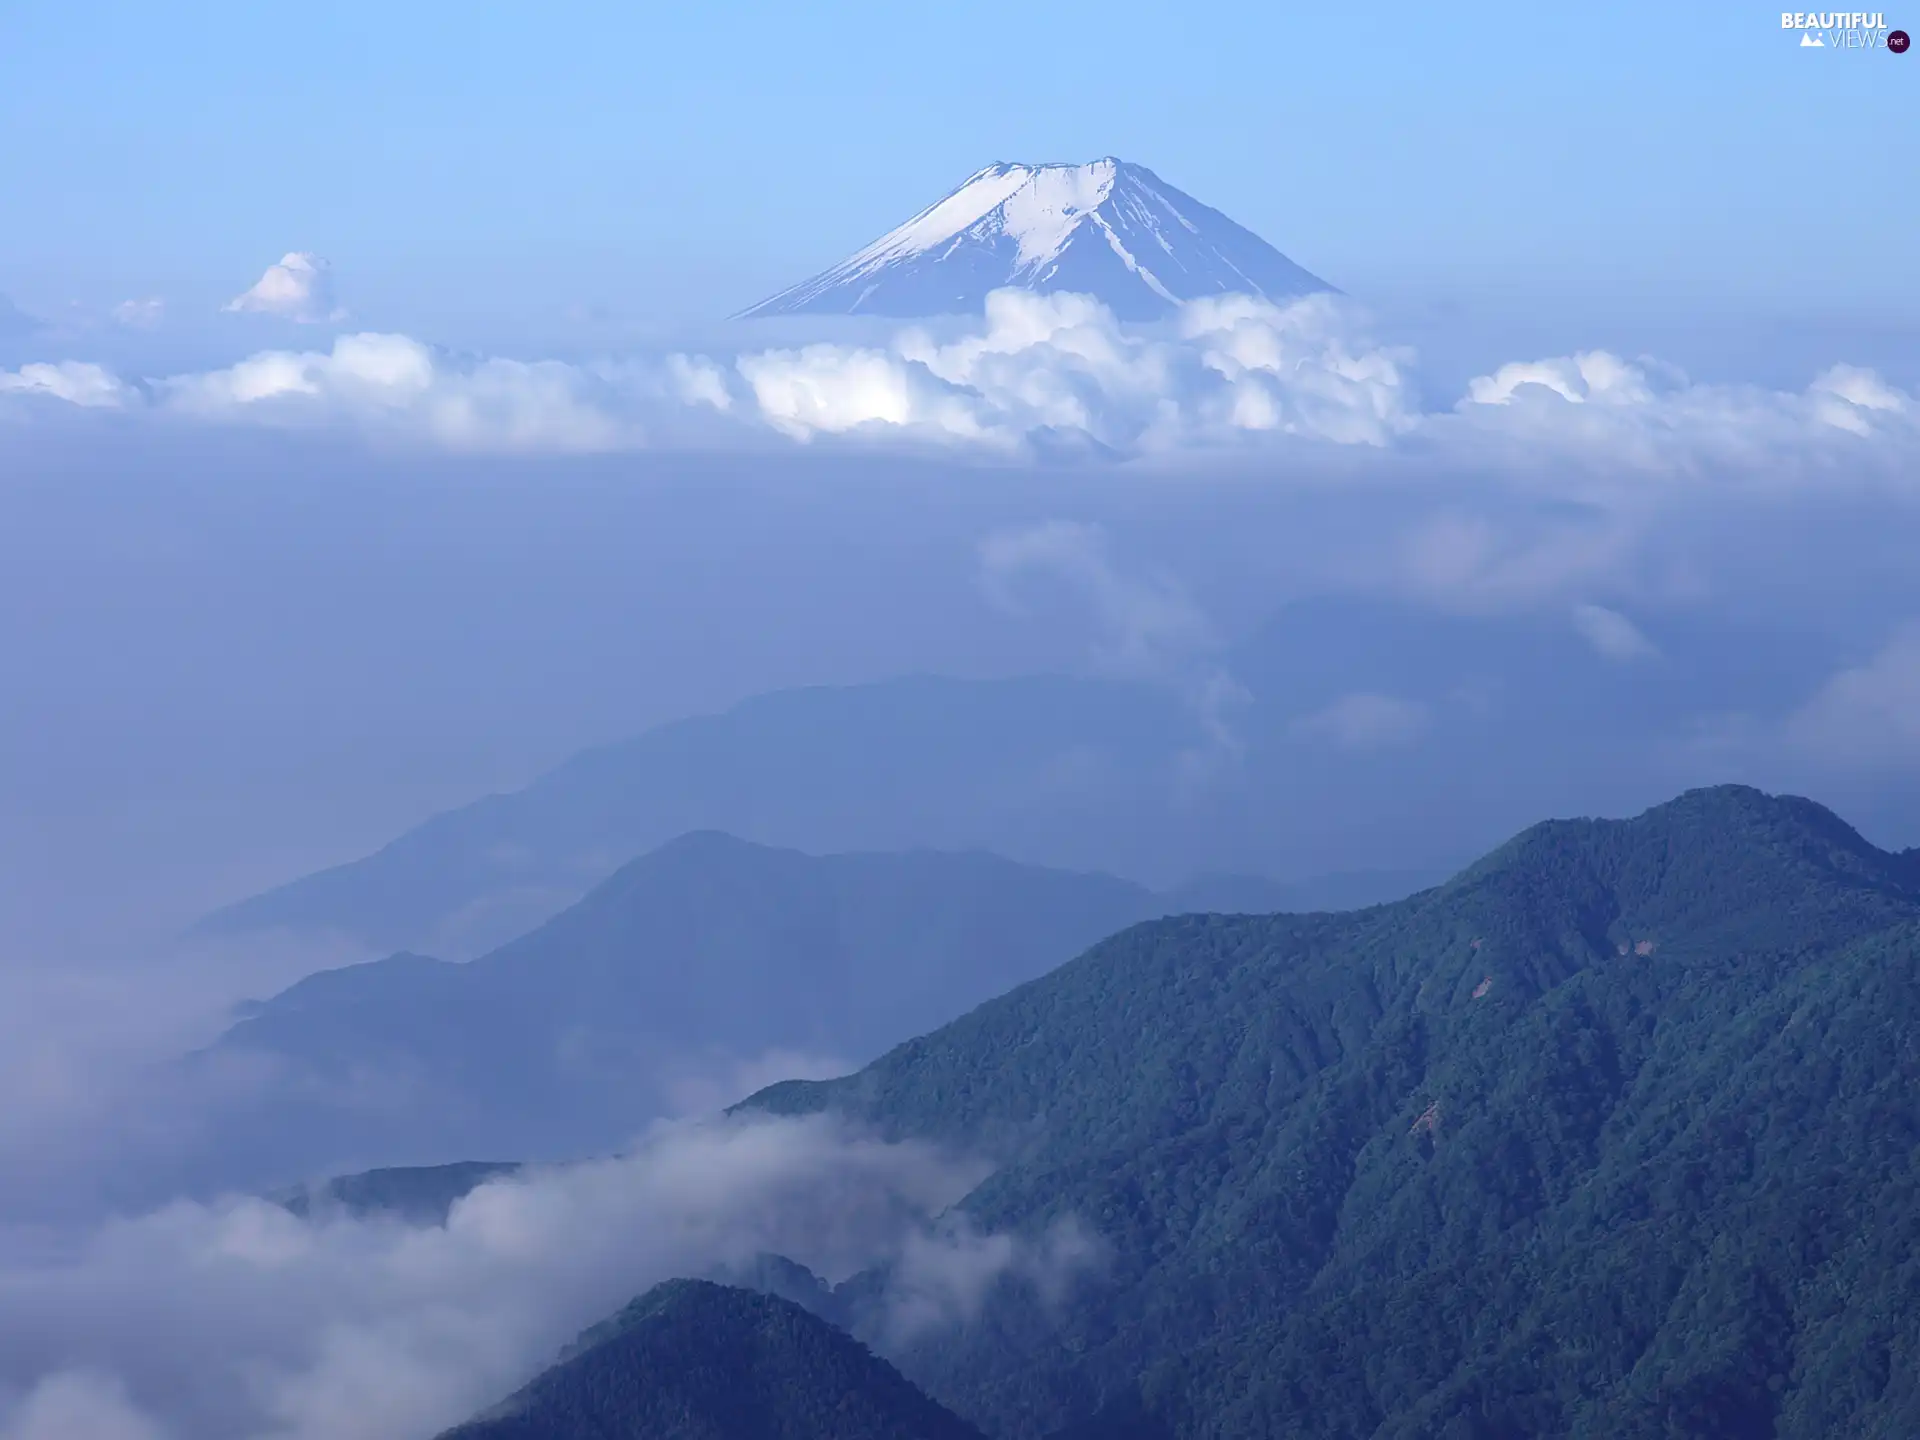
[1800,30,1826,44]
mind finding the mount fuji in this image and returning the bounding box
[736,157,1334,321]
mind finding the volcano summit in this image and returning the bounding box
[736,157,1334,321]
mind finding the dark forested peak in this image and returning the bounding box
[1442,784,1919,948]
[441,1279,985,1440]
[1468,784,1901,881]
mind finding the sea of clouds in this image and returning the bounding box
[2,289,1912,479]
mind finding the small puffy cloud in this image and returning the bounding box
[224,253,341,324]
[1784,622,1920,768]
[0,361,131,409]
[1572,602,1658,661]
[1291,692,1431,751]
[111,298,165,330]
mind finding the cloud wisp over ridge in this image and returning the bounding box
[0,1112,1090,1440]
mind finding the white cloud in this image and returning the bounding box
[1181,293,1414,444]
[738,289,1413,452]
[111,298,166,330]
[739,342,979,441]
[1,294,1917,473]
[1466,350,1658,406]
[0,1112,1084,1440]
[1452,351,1918,483]
[1572,603,1658,661]
[0,362,131,409]
[161,333,633,452]
[1291,692,1431,751]
[224,254,341,324]
[666,353,733,412]
[1808,363,1909,435]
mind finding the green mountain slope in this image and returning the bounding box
[440,1279,985,1440]
[745,786,1920,1439]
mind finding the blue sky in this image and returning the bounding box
[2,0,1912,332]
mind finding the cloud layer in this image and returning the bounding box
[1,289,1915,481]
[1448,352,1914,486]
[0,1113,1082,1440]
[163,333,635,452]
[0,361,130,408]
[738,290,1412,450]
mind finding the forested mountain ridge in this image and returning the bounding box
[746,785,1920,1438]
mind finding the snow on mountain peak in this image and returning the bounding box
[737,158,1332,321]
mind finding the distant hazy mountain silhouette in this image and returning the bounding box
[198,597,1862,963]
[199,832,1382,1188]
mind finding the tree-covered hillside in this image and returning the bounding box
[439,1279,985,1440]
[748,786,1920,1439]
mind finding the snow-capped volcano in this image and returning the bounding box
[737,157,1334,321]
